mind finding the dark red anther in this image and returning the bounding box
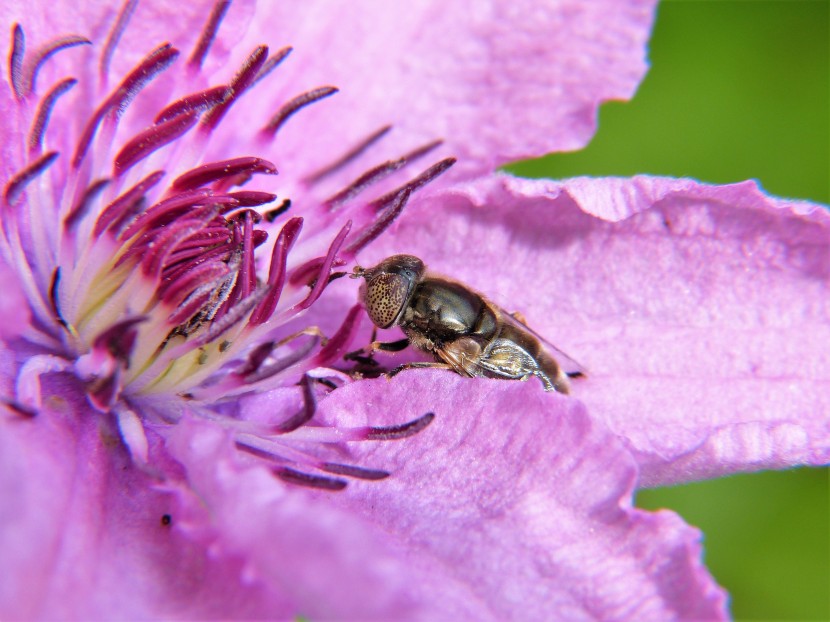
[250,46,293,89]
[9,24,24,98]
[343,187,411,256]
[171,157,277,192]
[370,157,456,213]
[235,341,275,377]
[312,304,363,366]
[113,112,199,177]
[261,86,339,138]
[64,178,110,231]
[324,139,444,210]
[74,43,180,168]
[140,210,216,278]
[275,374,316,434]
[293,221,350,312]
[100,0,139,81]
[29,78,77,154]
[249,216,303,326]
[3,151,59,205]
[202,45,269,130]
[92,316,147,365]
[87,372,120,413]
[154,85,232,124]
[264,199,291,222]
[365,412,435,440]
[188,0,231,69]
[226,190,277,207]
[186,287,268,350]
[304,125,392,185]
[93,170,164,238]
[227,211,256,305]
[24,35,90,96]
[323,158,407,211]
[1,397,38,418]
[321,463,390,481]
[117,188,218,241]
[159,261,230,306]
[275,467,347,491]
[49,268,68,329]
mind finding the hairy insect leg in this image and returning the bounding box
[344,332,410,365]
[277,326,328,347]
[387,361,454,379]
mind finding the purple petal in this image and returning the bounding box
[361,174,830,486]
[242,1,657,180]
[313,374,728,619]
[0,378,274,619]
[0,259,28,339]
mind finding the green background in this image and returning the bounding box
[508,1,829,620]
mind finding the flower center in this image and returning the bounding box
[2,1,452,489]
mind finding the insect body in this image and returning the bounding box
[350,255,583,393]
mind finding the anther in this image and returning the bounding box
[188,0,232,69]
[365,412,435,440]
[261,86,339,138]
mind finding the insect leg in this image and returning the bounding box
[387,361,454,378]
[344,336,410,363]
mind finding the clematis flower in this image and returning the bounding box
[0,1,826,620]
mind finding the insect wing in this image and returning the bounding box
[501,309,588,377]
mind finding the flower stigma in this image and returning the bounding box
[1,1,453,489]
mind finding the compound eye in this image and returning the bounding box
[364,273,410,328]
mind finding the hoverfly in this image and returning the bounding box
[349,255,584,394]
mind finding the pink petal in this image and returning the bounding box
[0,376,275,619]
[359,174,830,486]
[244,0,657,179]
[316,374,728,620]
[0,258,28,339]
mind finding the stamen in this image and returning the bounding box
[9,24,24,98]
[202,45,268,130]
[3,151,59,205]
[93,170,164,238]
[290,221,350,313]
[188,0,231,69]
[249,216,303,326]
[304,124,392,185]
[320,463,390,481]
[92,317,146,366]
[116,188,219,241]
[226,190,277,207]
[1,397,38,418]
[343,187,411,256]
[365,412,435,440]
[264,198,291,222]
[275,467,347,491]
[310,304,364,367]
[370,157,456,212]
[24,35,90,96]
[73,43,180,168]
[323,140,442,210]
[275,374,316,433]
[49,268,67,329]
[261,86,339,138]
[29,78,77,154]
[64,178,110,230]
[100,0,139,83]
[154,85,232,124]
[171,156,276,192]
[113,111,199,176]
[250,46,293,88]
